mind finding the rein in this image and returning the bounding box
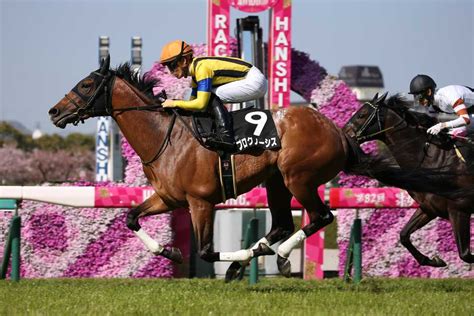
[355,102,406,142]
[141,112,177,165]
[142,109,208,165]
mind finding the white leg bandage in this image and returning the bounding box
[251,237,269,251]
[219,237,270,262]
[277,230,307,259]
[219,249,252,261]
[134,229,164,255]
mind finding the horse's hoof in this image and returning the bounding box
[277,254,291,277]
[252,243,275,257]
[430,255,447,267]
[225,261,242,283]
[461,254,474,264]
[161,247,183,264]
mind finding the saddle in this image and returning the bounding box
[190,106,281,201]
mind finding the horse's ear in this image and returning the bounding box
[371,93,379,103]
[100,54,110,74]
[376,92,389,104]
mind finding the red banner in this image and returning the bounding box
[207,0,292,109]
[268,0,291,109]
[207,0,231,56]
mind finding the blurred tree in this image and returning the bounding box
[30,150,95,183]
[34,134,65,151]
[64,133,95,151]
[0,122,96,184]
[0,122,34,150]
[0,146,38,184]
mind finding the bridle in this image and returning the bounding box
[63,69,201,165]
[65,71,115,126]
[354,101,406,142]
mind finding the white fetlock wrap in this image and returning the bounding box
[219,249,252,261]
[134,229,164,255]
[250,237,270,258]
[278,230,306,259]
[251,237,269,252]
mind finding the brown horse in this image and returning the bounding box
[48,56,462,278]
[344,93,473,267]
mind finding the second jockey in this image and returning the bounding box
[409,74,474,137]
[159,40,268,151]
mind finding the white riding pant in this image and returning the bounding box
[212,66,267,103]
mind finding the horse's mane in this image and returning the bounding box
[385,94,437,128]
[112,63,159,99]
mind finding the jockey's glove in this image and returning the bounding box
[427,123,446,135]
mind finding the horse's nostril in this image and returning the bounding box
[49,108,60,117]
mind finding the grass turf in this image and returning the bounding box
[1,277,473,315]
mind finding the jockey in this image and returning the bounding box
[159,40,268,151]
[409,74,474,137]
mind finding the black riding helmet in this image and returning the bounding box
[409,74,437,106]
[409,74,437,94]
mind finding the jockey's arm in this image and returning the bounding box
[443,98,470,129]
[173,84,210,110]
[173,64,213,110]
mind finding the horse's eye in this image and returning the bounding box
[357,113,364,118]
[82,82,92,89]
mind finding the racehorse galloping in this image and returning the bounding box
[49,57,460,278]
[344,93,474,267]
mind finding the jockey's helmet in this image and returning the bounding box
[160,40,193,70]
[409,74,436,94]
[409,74,436,106]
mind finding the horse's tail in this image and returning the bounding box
[343,133,472,198]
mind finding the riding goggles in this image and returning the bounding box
[165,59,180,72]
[413,91,432,106]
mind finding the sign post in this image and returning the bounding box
[207,0,292,110]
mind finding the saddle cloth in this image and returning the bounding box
[192,107,281,153]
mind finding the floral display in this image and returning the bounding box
[1,42,472,279]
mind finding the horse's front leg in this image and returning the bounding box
[449,209,473,264]
[399,208,446,267]
[126,193,183,263]
[188,197,256,263]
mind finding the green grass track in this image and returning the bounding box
[1,277,473,315]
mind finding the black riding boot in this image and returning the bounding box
[207,96,236,151]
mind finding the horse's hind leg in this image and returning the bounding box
[126,193,183,263]
[449,210,473,264]
[399,208,446,267]
[265,171,295,244]
[225,171,293,281]
[276,179,334,277]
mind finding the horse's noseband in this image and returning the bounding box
[67,71,114,125]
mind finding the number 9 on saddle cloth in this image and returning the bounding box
[193,94,281,154]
